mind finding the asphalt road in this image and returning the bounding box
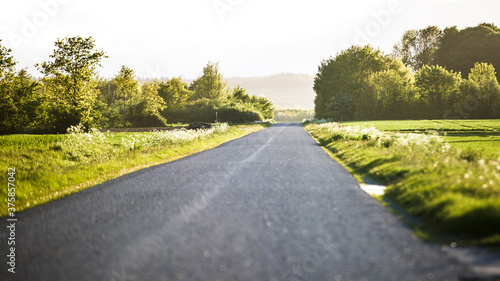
[2,123,472,280]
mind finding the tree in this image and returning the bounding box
[105,65,142,127]
[36,36,107,132]
[250,95,274,119]
[123,80,167,127]
[190,62,228,100]
[158,77,192,108]
[97,78,117,106]
[0,40,17,133]
[434,23,500,80]
[141,80,166,115]
[459,63,500,118]
[10,70,42,130]
[415,65,460,118]
[326,92,354,121]
[368,63,416,119]
[392,26,443,70]
[106,66,166,127]
[113,65,141,104]
[314,45,400,120]
[0,39,16,79]
[228,86,274,119]
[230,86,250,103]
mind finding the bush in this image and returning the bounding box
[163,99,263,124]
[124,101,167,127]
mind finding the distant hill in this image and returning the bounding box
[225,73,315,109]
[141,73,316,109]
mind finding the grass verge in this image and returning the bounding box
[304,120,500,246]
[1,123,269,216]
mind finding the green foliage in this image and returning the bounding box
[231,85,250,103]
[163,81,274,124]
[36,36,107,132]
[0,41,20,133]
[2,39,277,133]
[314,45,399,120]
[190,61,228,100]
[0,70,42,133]
[139,80,167,122]
[113,65,141,103]
[392,26,443,70]
[0,39,16,78]
[365,63,416,120]
[434,23,500,81]
[326,92,354,121]
[158,77,192,108]
[164,98,263,124]
[466,63,500,118]
[99,66,167,128]
[316,24,500,121]
[228,86,275,119]
[414,65,460,118]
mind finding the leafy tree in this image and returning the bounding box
[0,40,16,79]
[113,65,141,104]
[368,63,416,119]
[459,63,500,118]
[228,86,274,119]
[314,45,401,120]
[326,92,354,121]
[36,36,107,132]
[104,65,142,127]
[392,26,443,70]
[0,44,42,133]
[249,95,274,119]
[158,77,192,108]
[140,80,166,115]
[9,70,42,130]
[106,66,166,127]
[434,23,500,80]
[97,78,117,106]
[164,98,264,124]
[230,85,251,103]
[0,41,17,133]
[356,81,379,120]
[415,65,460,118]
[190,62,228,100]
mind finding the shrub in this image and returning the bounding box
[163,99,263,124]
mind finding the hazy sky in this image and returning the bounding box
[1,0,499,79]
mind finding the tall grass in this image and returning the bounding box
[57,123,230,163]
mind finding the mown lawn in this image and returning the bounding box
[0,123,268,216]
[341,119,500,160]
[341,119,500,131]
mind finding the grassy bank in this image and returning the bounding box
[1,123,268,216]
[305,120,500,246]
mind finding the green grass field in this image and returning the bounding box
[341,119,500,131]
[0,123,268,216]
[341,120,500,160]
[305,119,500,246]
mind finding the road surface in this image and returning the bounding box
[2,123,472,280]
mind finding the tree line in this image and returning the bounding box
[0,37,274,134]
[314,23,500,120]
